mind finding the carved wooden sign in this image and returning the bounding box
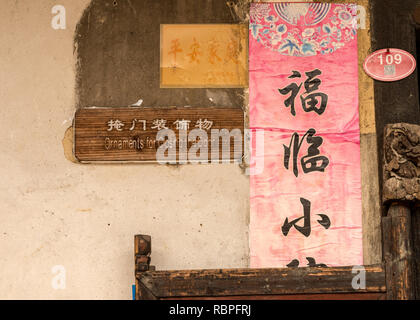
[73,107,244,163]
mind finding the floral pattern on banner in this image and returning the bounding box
[249,3,358,57]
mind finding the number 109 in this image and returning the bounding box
[378,53,402,65]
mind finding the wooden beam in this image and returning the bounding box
[163,293,386,300]
[382,123,419,299]
[137,282,158,300]
[137,265,386,299]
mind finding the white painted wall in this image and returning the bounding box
[0,0,249,299]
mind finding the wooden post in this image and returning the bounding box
[382,203,416,299]
[382,123,420,300]
[134,234,152,300]
[413,204,420,299]
[372,0,420,200]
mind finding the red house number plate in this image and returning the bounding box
[363,48,416,82]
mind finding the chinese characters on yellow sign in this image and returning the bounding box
[160,24,248,88]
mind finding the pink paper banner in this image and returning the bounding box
[249,3,363,268]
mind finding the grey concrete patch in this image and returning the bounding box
[74,0,245,109]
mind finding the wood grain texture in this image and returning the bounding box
[134,235,151,273]
[371,0,420,217]
[413,204,420,299]
[135,235,153,300]
[356,0,382,265]
[74,106,244,163]
[137,282,158,300]
[136,265,386,299]
[382,203,416,300]
[360,133,382,265]
[163,293,386,300]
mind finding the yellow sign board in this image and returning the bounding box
[160,24,248,88]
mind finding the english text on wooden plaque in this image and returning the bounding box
[74,107,244,163]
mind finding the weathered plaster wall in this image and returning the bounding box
[0,0,249,299]
[0,0,383,300]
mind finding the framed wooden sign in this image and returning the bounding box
[73,107,244,163]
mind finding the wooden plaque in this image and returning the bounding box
[160,24,248,88]
[74,107,244,163]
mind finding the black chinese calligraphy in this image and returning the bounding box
[278,69,328,116]
[282,198,331,238]
[284,128,330,178]
[286,257,327,268]
[278,71,302,116]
